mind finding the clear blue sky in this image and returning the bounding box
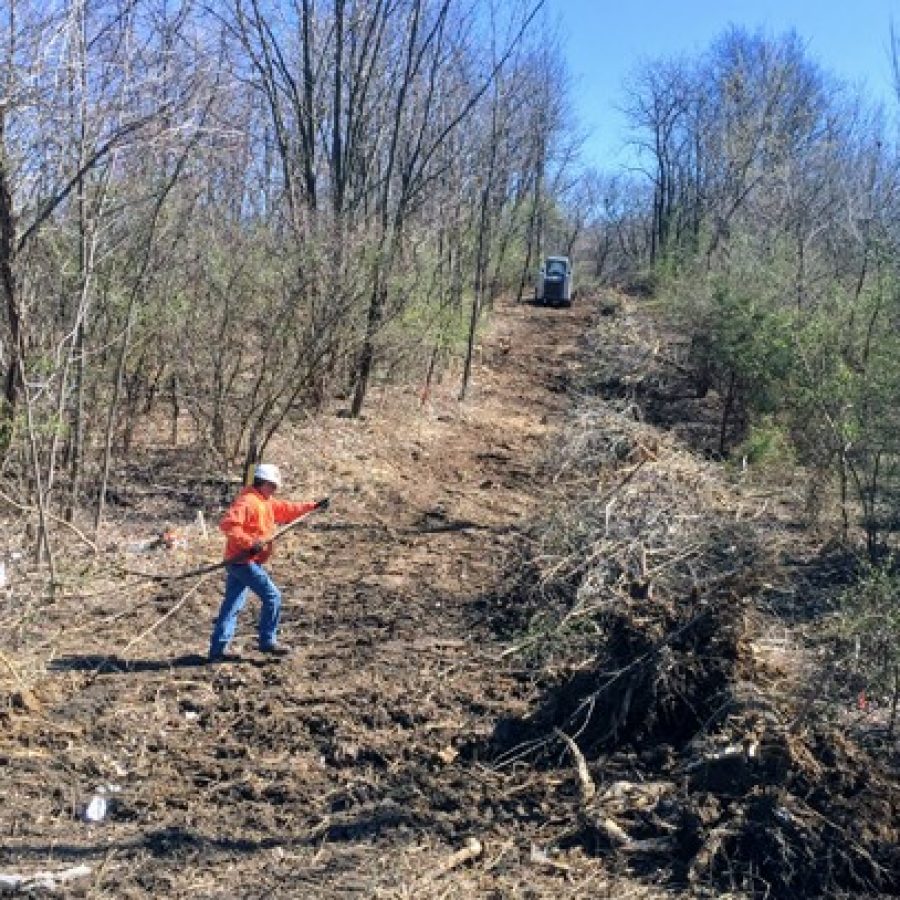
[545,0,899,170]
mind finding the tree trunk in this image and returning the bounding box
[350,0,422,417]
[0,112,22,441]
[351,277,385,417]
[461,93,499,401]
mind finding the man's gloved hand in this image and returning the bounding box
[250,539,267,554]
[316,496,330,511]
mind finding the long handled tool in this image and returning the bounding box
[81,499,330,680]
[124,498,328,583]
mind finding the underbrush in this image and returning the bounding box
[480,298,900,898]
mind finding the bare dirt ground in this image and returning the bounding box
[1,298,659,897]
[1,292,897,899]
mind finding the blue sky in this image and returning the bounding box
[545,0,899,170]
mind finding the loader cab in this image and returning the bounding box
[535,255,573,306]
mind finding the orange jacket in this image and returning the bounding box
[220,487,317,564]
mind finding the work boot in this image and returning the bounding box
[208,646,242,664]
[259,643,292,658]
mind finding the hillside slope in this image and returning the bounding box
[1,293,896,898]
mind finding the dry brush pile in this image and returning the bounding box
[479,297,900,898]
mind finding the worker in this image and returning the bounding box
[208,463,329,662]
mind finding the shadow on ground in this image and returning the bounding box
[48,654,241,673]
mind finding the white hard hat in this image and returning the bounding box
[253,463,282,487]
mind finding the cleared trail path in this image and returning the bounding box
[1,297,645,897]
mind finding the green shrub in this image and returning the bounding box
[835,560,900,736]
[734,417,795,468]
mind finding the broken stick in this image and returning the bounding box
[555,728,596,802]
[0,865,92,892]
[440,837,483,874]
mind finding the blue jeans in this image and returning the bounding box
[209,563,281,656]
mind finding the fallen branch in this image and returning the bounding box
[0,864,92,893]
[117,573,214,658]
[598,817,674,855]
[555,728,596,802]
[410,836,484,890]
[600,816,630,846]
[437,837,484,875]
[529,844,572,874]
[88,572,215,681]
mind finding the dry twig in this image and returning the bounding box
[555,728,596,802]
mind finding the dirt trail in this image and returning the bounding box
[1,299,639,897]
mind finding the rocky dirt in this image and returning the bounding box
[0,293,897,898]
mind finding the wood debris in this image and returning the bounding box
[0,865,92,893]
